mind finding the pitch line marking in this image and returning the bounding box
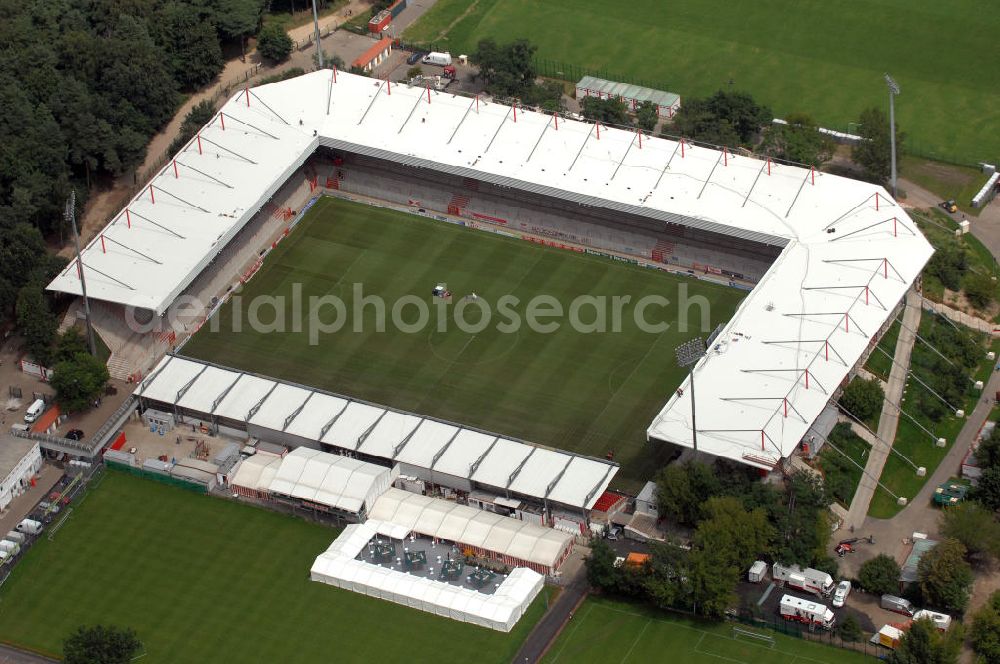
[618,619,651,664]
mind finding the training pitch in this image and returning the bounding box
[182,197,743,488]
[0,472,546,663]
[404,0,999,167]
[543,598,873,664]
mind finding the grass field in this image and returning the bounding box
[403,0,1000,167]
[183,197,744,489]
[542,598,874,664]
[0,471,548,662]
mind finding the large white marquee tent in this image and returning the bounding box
[310,522,544,632]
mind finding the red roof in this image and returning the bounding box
[592,491,625,512]
[352,38,393,68]
[30,404,60,433]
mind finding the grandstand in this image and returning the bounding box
[48,69,933,473]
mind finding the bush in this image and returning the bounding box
[256,23,293,63]
[964,272,995,310]
[839,377,885,424]
[858,554,901,596]
[917,538,973,613]
[168,100,218,155]
[406,66,422,80]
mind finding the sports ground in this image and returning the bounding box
[0,471,547,662]
[404,0,1000,166]
[543,598,873,664]
[183,197,744,488]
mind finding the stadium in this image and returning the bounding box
[44,69,932,627]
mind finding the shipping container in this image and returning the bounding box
[368,10,392,34]
[389,0,407,18]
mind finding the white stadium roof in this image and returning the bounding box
[264,447,396,514]
[137,355,618,509]
[82,69,931,469]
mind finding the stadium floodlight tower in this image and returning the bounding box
[885,73,900,199]
[311,0,324,69]
[675,337,706,453]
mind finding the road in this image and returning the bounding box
[512,573,588,664]
[844,289,921,530]
[0,645,56,664]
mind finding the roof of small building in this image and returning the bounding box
[0,435,39,479]
[576,75,680,107]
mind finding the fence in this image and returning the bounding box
[729,611,884,659]
[104,460,208,494]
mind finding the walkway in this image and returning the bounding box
[512,572,588,664]
[844,289,921,530]
[920,297,998,336]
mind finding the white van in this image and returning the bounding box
[23,398,45,424]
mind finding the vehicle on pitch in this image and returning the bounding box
[422,51,452,67]
[939,199,958,213]
[771,562,835,597]
[23,398,45,424]
[832,580,851,608]
[779,594,835,630]
[406,51,424,65]
[934,481,968,506]
[880,594,916,617]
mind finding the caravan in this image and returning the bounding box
[772,563,834,597]
[779,594,835,630]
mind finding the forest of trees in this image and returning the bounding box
[0,0,275,329]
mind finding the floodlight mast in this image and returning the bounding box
[885,73,900,199]
[312,0,324,70]
[675,337,706,453]
[66,191,98,358]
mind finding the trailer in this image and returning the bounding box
[772,562,834,597]
[780,594,835,630]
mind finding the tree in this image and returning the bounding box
[156,1,223,89]
[50,352,110,413]
[758,112,834,167]
[694,496,773,570]
[888,617,961,664]
[925,242,967,291]
[964,272,995,310]
[918,538,973,613]
[976,426,1000,470]
[581,96,629,126]
[635,101,658,133]
[215,0,264,61]
[686,545,737,618]
[63,625,141,664]
[852,107,902,185]
[168,100,218,154]
[471,38,537,98]
[839,377,884,424]
[406,66,423,80]
[837,613,863,642]
[655,461,721,526]
[585,537,619,591]
[940,501,1000,559]
[256,23,293,63]
[15,283,56,366]
[54,328,90,364]
[973,466,1000,511]
[970,591,1000,664]
[671,91,772,148]
[858,554,901,596]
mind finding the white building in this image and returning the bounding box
[0,435,43,512]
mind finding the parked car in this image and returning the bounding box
[406,51,424,65]
[66,429,84,441]
[23,398,45,424]
[606,526,622,541]
[832,580,851,607]
[881,594,916,617]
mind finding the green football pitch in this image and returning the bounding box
[543,598,875,664]
[0,471,548,662]
[182,197,744,489]
[404,0,1000,167]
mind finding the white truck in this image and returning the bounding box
[780,594,836,630]
[422,51,452,67]
[771,562,834,597]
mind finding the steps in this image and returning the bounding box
[448,192,471,216]
[106,354,132,381]
[651,239,675,263]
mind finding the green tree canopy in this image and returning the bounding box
[256,23,293,63]
[759,112,834,167]
[63,624,142,664]
[970,591,1000,664]
[888,617,961,664]
[940,501,1000,559]
[858,553,901,596]
[671,90,772,148]
[471,38,537,99]
[215,0,265,59]
[51,352,110,413]
[635,100,658,133]
[580,96,629,126]
[16,283,57,366]
[840,376,885,423]
[694,496,774,570]
[852,106,903,185]
[655,461,721,527]
[973,466,1000,511]
[917,538,973,613]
